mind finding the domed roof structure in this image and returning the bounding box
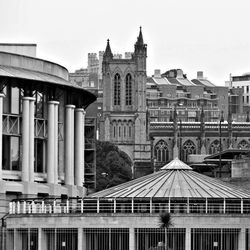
[90,158,250,199]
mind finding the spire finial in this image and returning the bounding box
[104,38,113,59]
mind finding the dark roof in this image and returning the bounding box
[205,149,250,160]
[90,158,250,199]
[166,77,181,85]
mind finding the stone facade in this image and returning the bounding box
[100,28,151,177]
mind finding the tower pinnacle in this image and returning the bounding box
[103,39,113,60]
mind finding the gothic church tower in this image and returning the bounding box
[100,28,151,177]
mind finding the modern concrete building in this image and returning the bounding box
[226,73,250,105]
[0,49,96,222]
[5,158,250,250]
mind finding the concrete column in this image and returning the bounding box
[74,108,85,186]
[129,228,135,250]
[29,98,35,182]
[239,228,246,250]
[54,101,59,184]
[65,105,75,185]
[0,93,4,180]
[185,227,191,250]
[78,228,83,250]
[47,101,55,183]
[22,97,31,182]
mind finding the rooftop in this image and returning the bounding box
[90,158,250,199]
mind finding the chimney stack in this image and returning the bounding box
[154,69,161,78]
[197,71,204,79]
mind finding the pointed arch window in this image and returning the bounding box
[209,140,220,154]
[182,140,196,163]
[154,140,169,163]
[114,73,121,106]
[125,74,132,105]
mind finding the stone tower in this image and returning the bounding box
[100,28,151,177]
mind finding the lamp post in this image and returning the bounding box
[219,111,224,178]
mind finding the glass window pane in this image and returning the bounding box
[35,139,44,173]
[2,135,10,170]
[11,137,20,170]
[11,87,20,114]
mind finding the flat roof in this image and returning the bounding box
[205,149,250,160]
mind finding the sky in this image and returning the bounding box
[1,0,250,85]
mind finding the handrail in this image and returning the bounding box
[8,197,250,215]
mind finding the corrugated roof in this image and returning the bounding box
[90,158,250,199]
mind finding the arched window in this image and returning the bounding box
[114,73,121,106]
[238,140,250,149]
[125,74,132,105]
[209,140,220,154]
[154,140,169,163]
[182,140,196,163]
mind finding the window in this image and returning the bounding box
[124,126,126,137]
[113,126,116,139]
[35,91,46,118]
[209,140,220,154]
[182,140,196,162]
[247,86,249,93]
[2,135,20,170]
[114,74,121,106]
[247,96,249,104]
[3,85,20,114]
[34,139,46,173]
[118,126,121,138]
[129,127,132,138]
[154,140,169,163]
[125,74,132,105]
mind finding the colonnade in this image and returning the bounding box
[0,94,86,187]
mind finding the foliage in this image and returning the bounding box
[159,212,173,229]
[95,141,132,191]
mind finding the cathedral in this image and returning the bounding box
[100,28,250,178]
[100,28,152,177]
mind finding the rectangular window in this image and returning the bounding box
[2,135,20,170]
[34,139,45,173]
[247,96,249,104]
[11,87,20,114]
[247,86,249,93]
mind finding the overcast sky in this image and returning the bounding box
[1,0,250,85]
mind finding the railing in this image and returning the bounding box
[8,198,250,215]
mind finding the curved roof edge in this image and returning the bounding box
[0,51,68,80]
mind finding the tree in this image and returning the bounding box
[96,141,132,191]
[159,212,173,250]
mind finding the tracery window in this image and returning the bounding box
[238,140,250,149]
[114,73,121,106]
[209,140,220,154]
[125,73,132,105]
[154,140,169,163]
[182,140,196,162]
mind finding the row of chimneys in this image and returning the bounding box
[153,69,204,79]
